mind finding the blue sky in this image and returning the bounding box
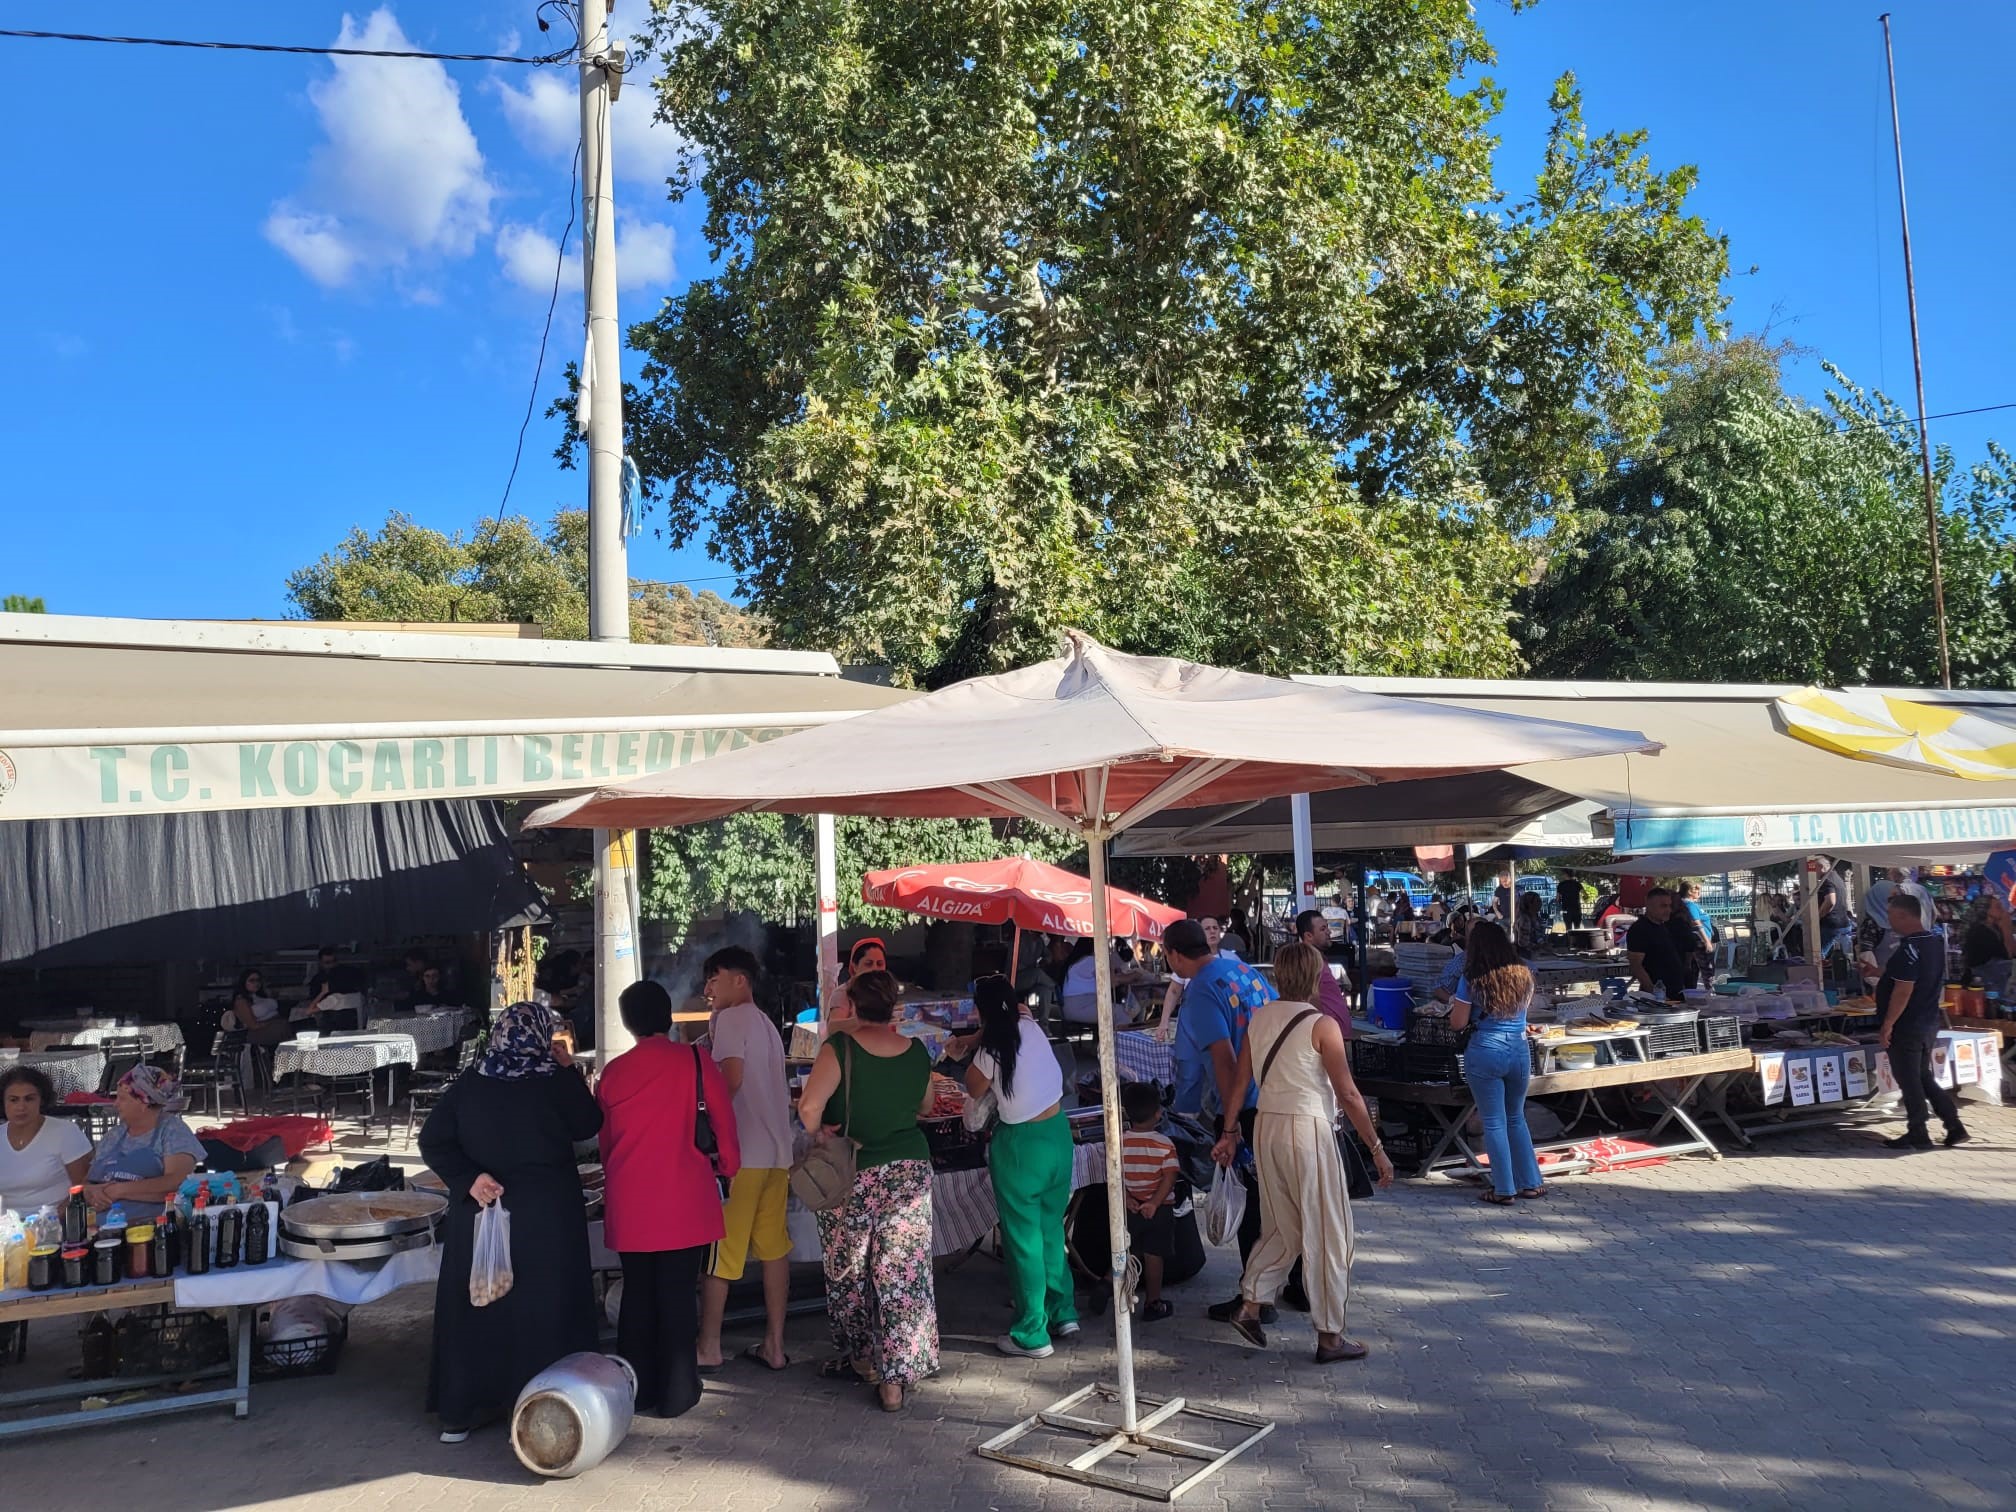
[3,1,2012,620]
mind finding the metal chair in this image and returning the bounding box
[180,1031,248,1121]
[405,1032,483,1140]
[94,1035,150,1095]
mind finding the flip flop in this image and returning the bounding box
[742,1346,791,1372]
[698,1361,723,1375]
[1479,1192,1515,1206]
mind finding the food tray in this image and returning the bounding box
[280,1190,446,1240]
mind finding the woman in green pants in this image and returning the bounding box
[962,974,1077,1357]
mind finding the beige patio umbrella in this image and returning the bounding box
[529,633,1658,1490]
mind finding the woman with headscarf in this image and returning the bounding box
[84,1066,205,1219]
[419,1001,603,1445]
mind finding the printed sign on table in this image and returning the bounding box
[1787,1056,1816,1107]
[1813,1052,1844,1104]
[1874,1050,1899,1095]
[1843,1048,1871,1099]
[1755,1051,1786,1105]
[1950,1035,1979,1086]
[1931,1040,1954,1089]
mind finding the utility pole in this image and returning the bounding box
[1880,12,1952,689]
[580,0,639,1055]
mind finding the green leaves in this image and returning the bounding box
[624,0,1728,684]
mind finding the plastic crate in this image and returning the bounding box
[1401,1045,1463,1083]
[922,1115,987,1172]
[1645,1021,1702,1059]
[1406,1007,1464,1047]
[254,1316,347,1381]
[1700,1016,1743,1052]
[99,1310,231,1378]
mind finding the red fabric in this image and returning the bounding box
[860,856,1185,940]
[597,1036,741,1253]
[62,1091,114,1105]
[195,1116,333,1156]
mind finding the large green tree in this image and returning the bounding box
[617,0,1727,684]
[286,510,764,647]
[1519,341,2016,687]
[2,594,46,613]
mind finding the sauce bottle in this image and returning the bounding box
[126,1223,155,1279]
[186,1189,212,1276]
[62,1185,90,1247]
[27,1246,57,1291]
[244,1203,271,1266]
[152,1219,173,1279]
[215,1204,242,1269]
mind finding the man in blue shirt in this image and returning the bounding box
[1166,919,1297,1318]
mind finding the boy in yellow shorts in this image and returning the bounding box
[698,947,795,1370]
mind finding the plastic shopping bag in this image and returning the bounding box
[469,1199,514,1307]
[1202,1164,1246,1249]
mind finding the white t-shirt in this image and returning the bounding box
[709,1001,792,1170]
[1063,954,1101,1000]
[0,1115,94,1213]
[972,1018,1065,1125]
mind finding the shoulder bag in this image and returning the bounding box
[689,1044,719,1170]
[1258,1009,1377,1202]
[789,1036,859,1212]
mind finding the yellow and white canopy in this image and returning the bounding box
[1776,688,2016,782]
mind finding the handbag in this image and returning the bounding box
[1259,1009,1376,1202]
[689,1045,719,1168]
[789,1036,859,1212]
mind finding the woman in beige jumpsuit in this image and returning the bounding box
[1212,943,1393,1363]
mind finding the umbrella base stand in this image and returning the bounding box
[977,1382,1274,1503]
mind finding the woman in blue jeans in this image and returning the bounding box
[1451,922,1545,1205]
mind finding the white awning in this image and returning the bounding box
[0,613,910,821]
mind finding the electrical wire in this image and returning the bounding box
[0,26,575,65]
[493,143,582,529]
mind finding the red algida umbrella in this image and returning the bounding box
[860,856,1184,939]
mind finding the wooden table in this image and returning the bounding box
[0,1277,252,1440]
[1358,1048,1755,1178]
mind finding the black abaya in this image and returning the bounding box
[419,1067,603,1430]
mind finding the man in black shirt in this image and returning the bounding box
[1625,889,1691,1001]
[1557,873,1585,930]
[1874,892,1968,1150]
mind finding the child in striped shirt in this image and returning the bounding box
[1120,1081,1179,1322]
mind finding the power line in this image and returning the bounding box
[495,144,583,526]
[0,27,574,65]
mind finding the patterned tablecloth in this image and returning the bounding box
[927,1140,1109,1258]
[1115,1029,1176,1086]
[27,1023,186,1055]
[273,1033,420,1081]
[365,1011,468,1056]
[12,1048,108,1099]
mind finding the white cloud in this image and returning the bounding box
[496,214,676,294]
[264,9,496,290]
[494,68,687,187]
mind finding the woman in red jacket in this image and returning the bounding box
[598,980,741,1418]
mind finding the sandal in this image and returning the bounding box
[1479,1192,1515,1206]
[877,1383,905,1413]
[817,1357,879,1383]
[1516,1187,1547,1200]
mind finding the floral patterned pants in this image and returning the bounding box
[815,1158,940,1387]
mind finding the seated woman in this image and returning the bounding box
[223,969,288,1045]
[1058,938,1154,1028]
[1,1065,94,1215]
[85,1067,205,1220]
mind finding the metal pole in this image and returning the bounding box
[1085,777,1138,1434]
[1880,12,1952,689]
[1290,793,1315,915]
[581,0,638,1056]
[1353,862,1370,1012]
[814,812,839,1036]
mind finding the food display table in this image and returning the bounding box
[930,1140,1109,1258]
[1357,1048,1755,1178]
[1944,1018,2016,1095]
[365,1010,468,1056]
[1115,1029,1176,1086]
[1735,1028,2006,1139]
[0,1277,254,1441]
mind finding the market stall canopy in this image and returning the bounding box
[528,636,1661,831]
[0,613,910,822]
[1118,678,2016,862]
[1777,687,2016,780]
[1,798,542,968]
[861,857,1185,939]
[1470,801,1607,861]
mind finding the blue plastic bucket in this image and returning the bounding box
[1369,978,1414,1031]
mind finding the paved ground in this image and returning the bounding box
[7,1099,2015,1510]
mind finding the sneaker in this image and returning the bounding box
[1140,1299,1174,1323]
[1206,1298,1277,1325]
[996,1335,1055,1359]
[439,1429,470,1445]
[1884,1132,1936,1151]
[1943,1126,1972,1148]
[1051,1321,1081,1340]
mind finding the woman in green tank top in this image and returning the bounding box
[796,970,940,1411]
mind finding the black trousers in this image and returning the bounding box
[1236,1108,1303,1297]
[619,1247,706,1419]
[1889,1034,1963,1136]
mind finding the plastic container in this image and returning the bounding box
[1368,978,1415,1032]
[28,1246,57,1291]
[91,1235,121,1287]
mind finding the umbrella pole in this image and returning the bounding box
[1088,828,1139,1433]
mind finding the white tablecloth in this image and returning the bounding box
[18,1047,106,1098]
[273,1034,420,1080]
[365,1011,467,1056]
[174,1241,441,1308]
[28,1023,185,1054]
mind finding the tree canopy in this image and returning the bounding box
[2,595,46,613]
[621,0,1728,684]
[285,509,764,647]
[1519,341,2016,687]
